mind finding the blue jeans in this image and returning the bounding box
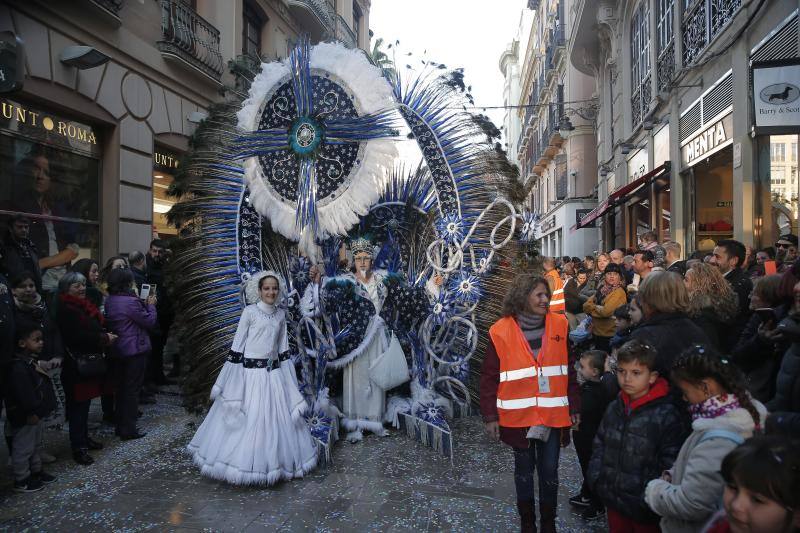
[512,428,561,506]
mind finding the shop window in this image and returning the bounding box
[692,147,734,247]
[0,135,101,290]
[765,134,800,241]
[152,147,180,240]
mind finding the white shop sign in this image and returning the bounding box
[753,63,800,128]
[681,112,733,168]
[627,149,649,181]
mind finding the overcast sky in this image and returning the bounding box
[369,0,527,130]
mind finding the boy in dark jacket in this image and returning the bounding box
[570,350,618,520]
[4,324,58,492]
[588,339,685,533]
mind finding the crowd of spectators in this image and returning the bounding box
[0,219,175,493]
[484,230,800,533]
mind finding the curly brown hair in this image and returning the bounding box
[685,262,738,320]
[501,274,551,317]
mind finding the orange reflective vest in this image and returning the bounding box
[489,313,571,428]
[545,270,565,313]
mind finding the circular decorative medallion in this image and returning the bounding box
[289,117,323,156]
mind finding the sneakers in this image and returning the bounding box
[34,471,57,484]
[581,505,606,521]
[13,476,44,493]
[568,493,592,508]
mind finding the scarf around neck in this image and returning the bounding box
[516,312,545,343]
[689,393,741,422]
[14,292,42,311]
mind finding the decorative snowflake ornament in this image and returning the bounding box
[448,271,483,304]
[435,213,465,245]
[519,210,541,243]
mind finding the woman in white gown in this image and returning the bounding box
[301,238,391,442]
[187,271,317,485]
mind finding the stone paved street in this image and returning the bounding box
[0,387,606,532]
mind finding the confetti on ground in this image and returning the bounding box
[0,385,605,532]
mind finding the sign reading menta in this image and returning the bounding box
[0,98,100,156]
[681,112,732,168]
[753,63,800,129]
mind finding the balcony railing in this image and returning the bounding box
[90,0,123,14]
[158,0,223,81]
[527,0,541,9]
[548,103,562,139]
[334,13,357,48]
[553,23,566,48]
[682,0,742,66]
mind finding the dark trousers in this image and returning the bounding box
[572,425,602,506]
[8,421,43,481]
[114,353,147,437]
[148,324,170,383]
[65,397,90,450]
[512,428,561,507]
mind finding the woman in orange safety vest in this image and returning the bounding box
[480,274,580,533]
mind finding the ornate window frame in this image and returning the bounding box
[631,0,652,128]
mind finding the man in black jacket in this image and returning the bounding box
[664,241,686,276]
[1,216,42,293]
[709,239,753,352]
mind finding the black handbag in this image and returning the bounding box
[69,350,108,378]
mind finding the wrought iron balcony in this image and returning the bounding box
[682,0,742,66]
[334,13,357,48]
[657,41,675,91]
[552,23,566,48]
[158,0,223,81]
[285,0,334,38]
[527,0,541,10]
[85,0,123,26]
[545,46,556,78]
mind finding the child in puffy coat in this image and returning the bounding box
[645,346,767,533]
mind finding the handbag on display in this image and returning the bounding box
[68,349,108,379]
[368,332,410,390]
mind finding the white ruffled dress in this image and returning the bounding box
[187,301,317,485]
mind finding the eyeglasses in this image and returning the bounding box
[775,243,791,249]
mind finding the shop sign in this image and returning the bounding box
[576,208,595,228]
[653,125,669,169]
[753,63,800,129]
[680,112,732,168]
[0,97,100,155]
[153,149,180,172]
[541,215,557,233]
[627,149,649,181]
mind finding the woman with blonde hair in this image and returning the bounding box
[684,262,739,352]
[629,271,711,376]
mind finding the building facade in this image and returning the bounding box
[0,0,370,286]
[515,0,599,259]
[569,0,800,255]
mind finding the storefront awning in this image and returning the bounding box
[570,162,671,231]
[608,162,671,202]
[570,199,611,232]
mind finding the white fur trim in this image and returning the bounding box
[187,446,317,487]
[341,417,386,434]
[325,315,386,370]
[238,42,398,251]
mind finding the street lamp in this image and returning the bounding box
[558,115,574,138]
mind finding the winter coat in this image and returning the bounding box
[722,268,753,353]
[14,298,64,362]
[104,293,157,357]
[56,293,112,400]
[3,353,57,428]
[0,274,14,367]
[583,287,626,338]
[629,313,712,377]
[645,401,766,533]
[564,278,582,315]
[1,235,42,293]
[690,307,732,354]
[731,308,788,403]
[576,373,618,438]
[588,378,686,523]
[666,260,687,277]
[767,315,800,414]
[480,335,581,449]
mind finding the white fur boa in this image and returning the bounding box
[237,42,398,254]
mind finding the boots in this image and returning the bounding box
[517,499,537,533]
[539,502,557,533]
